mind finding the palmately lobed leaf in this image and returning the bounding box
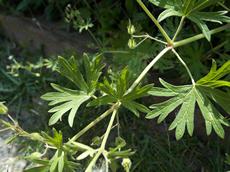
[147,76,230,140]
[149,0,230,41]
[41,84,90,127]
[41,55,105,127]
[197,60,230,87]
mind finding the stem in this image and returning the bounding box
[126,47,172,94]
[218,2,230,11]
[88,29,103,48]
[133,34,167,44]
[134,37,148,48]
[172,16,185,41]
[116,112,120,138]
[86,105,120,172]
[101,107,119,149]
[136,0,173,45]
[69,105,115,143]
[172,49,195,85]
[174,24,230,48]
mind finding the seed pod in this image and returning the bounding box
[128,38,136,49]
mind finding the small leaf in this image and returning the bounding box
[197,60,230,87]
[87,95,116,107]
[122,101,149,117]
[188,15,211,41]
[58,152,65,172]
[76,150,92,160]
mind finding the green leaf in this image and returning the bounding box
[168,89,196,139]
[96,67,151,117]
[87,95,117,107]
[58,56,88,92]
[197,60,230,87]
[188,15,211,41]
[58,152,65,172]
[149,0,220,15]
[192,11,230,24]
[195,88,225,138]
[147,96,183,122]
[41,84,90,127]
[122,84,152,101]
[50,151,59,172]
[147,77,230,139]
[122,101,149,117]
[148,87,178,97]
[158,8,182,22]
[199,87,230,114]
[159,78,192,94]
[24,166,49,172]
[41,129,63,148]
[148,0,229,41]
[117,67,129,98]
[57,55,104,93]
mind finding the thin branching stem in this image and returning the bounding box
[136,0,173,45]
[86,105,120,172]
[132,34,167,44]
[126,46,172,94]
[174,24,230,47]
[172,16,185,41]
[172,49,195,85]
[134,37,148,48]
[69,105,116,143]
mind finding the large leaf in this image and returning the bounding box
[57,54,105,94]
[149,0,230,41]
[147,77,230,140]
[41,84,90,127]
[42,55,104,126]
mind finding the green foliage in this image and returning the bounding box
[41,54,104,126]
[88,67,151,117]
[65,5,94,33]
[149,0,230,41]
[197,60,230,87]
[147,60,230,140]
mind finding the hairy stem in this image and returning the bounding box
[136,0,173,45]
[174,24,230,48]
[172,49,195,85]
[172,16,185,41]
[126,46,172,94]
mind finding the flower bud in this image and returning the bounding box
[127,24,135,35]
[122,158,132,172]
[0,102,8,115]
[128,38,136,49]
